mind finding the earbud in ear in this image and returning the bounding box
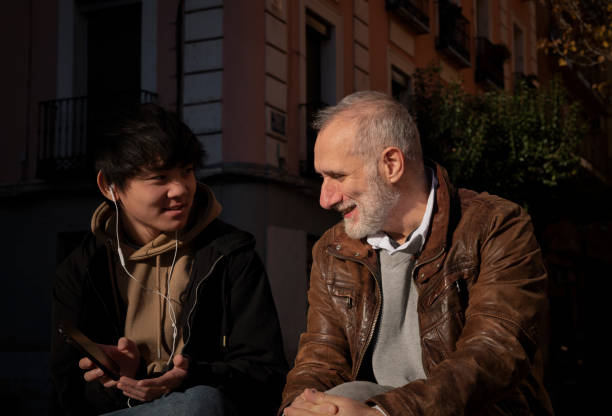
[109,184,116,202]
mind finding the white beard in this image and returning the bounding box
[342,171,399,240]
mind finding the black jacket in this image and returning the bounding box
[52,219,287,415]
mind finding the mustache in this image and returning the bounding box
[333,201,356,214]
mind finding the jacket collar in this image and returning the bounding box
[419,161,453,263]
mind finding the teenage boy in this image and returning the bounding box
[52,104,287,415]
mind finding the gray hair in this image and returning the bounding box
[313,90,422,164]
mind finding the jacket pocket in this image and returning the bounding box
[328,283,356,333]
[330,285,354,310]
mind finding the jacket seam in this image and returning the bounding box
[466,311,536,345]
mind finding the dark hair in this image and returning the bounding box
[94,103,204,190]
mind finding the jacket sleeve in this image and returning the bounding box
[51,241,125,415]
[368,203,549,415]
[280,238,354,413]
[182,247,288,414]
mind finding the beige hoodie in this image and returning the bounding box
[91,184,222,374]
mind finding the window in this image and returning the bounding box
[391,66,412,110]
[301,10,336,177]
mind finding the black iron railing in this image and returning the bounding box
[475,37,510,89]
[37,90,158,179]
[386,0,430,34]
[436,0,470,67]
[37,96,89,178]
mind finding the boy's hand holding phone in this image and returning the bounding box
[79,337,141,388]
[117,354,190,402]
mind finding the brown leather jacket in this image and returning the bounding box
[281,164,553,415]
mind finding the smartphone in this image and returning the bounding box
[57,323,121,381]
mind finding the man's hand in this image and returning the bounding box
[116,353,189,402]
[78,337,140,388]
[285,389,380,416]
[286,389,338,415]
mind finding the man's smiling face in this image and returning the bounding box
[314,117,398,239]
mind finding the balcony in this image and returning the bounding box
[475,37,510,89]
[37,90,157,180]
[436,0,470,67]
[386,0,430,34]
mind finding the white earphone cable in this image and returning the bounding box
[109,186,179,368]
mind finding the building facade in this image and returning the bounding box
[1,0,556,413]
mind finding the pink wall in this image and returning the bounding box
[286,0,300,175]
[223,0,266,165]
[157,0,179,111]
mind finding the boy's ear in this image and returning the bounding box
[97,171,115,201]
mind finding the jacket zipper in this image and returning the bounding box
[183,254,224,348]
[410,246,445,377]
[328,251,382,379]
[331,246,446,379]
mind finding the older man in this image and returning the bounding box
[281,91,552,415]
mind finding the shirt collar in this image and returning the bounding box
[367,168,438,255]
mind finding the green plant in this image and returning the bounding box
[411,65,587,208]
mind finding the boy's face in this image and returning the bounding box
[113,164,197,245]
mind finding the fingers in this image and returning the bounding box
[117,337,129,350]
[83,367,103,382]
[117,376,166,402]
[284,407,321,416]
[101,376,118,388]
[138,365,185,389]
[116,364,187,403]
[78,357,94,370]
[285,405,337,416]
[291,400,338,415]
[79,356,117,386]
[293,395,306,406]
[116,337,140,362]
[173,354,189,370]
[79,357,103,382]
[303,388,324,403]
[303,389,337,407]
[117,337,137,353]
[286,389,338,416]
[138,373,171,388]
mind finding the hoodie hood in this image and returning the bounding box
[92,182,222,257]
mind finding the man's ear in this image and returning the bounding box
[97,171,115,201]
[380,146,405,184]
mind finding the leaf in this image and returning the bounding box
[558,58,568,66]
